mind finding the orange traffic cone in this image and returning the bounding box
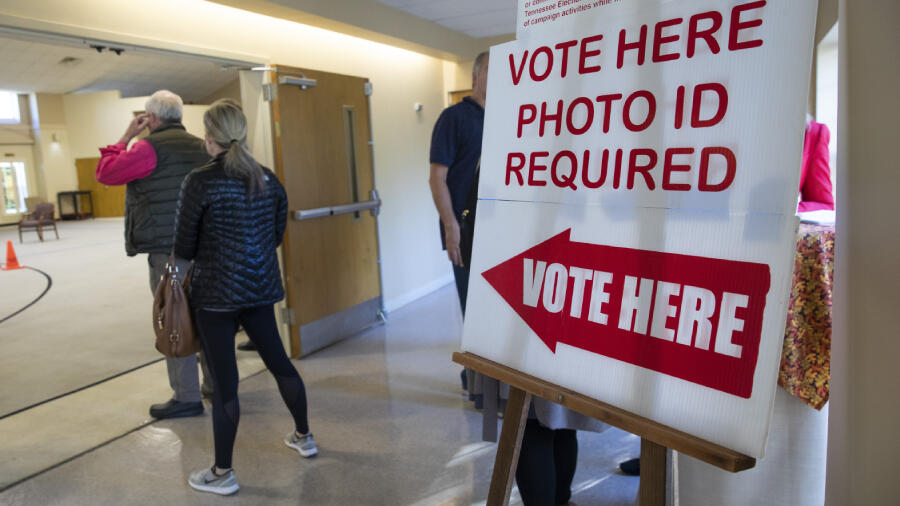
[1,240,22,270]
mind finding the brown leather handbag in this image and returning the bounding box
[152,253,201,357]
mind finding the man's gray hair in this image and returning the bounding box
[145,90,183,123]
[472,51,490,78]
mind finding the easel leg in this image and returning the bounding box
[483,376,499,442]
[486,386,532,506]
[638,437,667,506]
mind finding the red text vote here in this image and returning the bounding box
[482,229,771,398]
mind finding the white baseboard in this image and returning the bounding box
[384,274,454,313]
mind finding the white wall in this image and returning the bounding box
[0,0,453,311]
[827,1,900,504]
[816,24,838,193]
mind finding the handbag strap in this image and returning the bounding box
[167,251,192,283]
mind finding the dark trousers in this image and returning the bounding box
[453,264,471,389]
[453,264,470,315]
[194,305,310,469]
[515,418,578,506]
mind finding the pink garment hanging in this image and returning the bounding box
[798,121,835,212]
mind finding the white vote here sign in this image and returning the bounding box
[462,0,817,457]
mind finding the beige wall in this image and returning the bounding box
[0,126,32,145]
[210,0,508,61]
[35,94,66,125]
[28,93,76,216]
[443,60,474,98]
[0,0,455,310]
[201,78,242,105]
[62,91,206,160]
[827,1,900,505]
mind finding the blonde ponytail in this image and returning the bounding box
[204,99,266,196]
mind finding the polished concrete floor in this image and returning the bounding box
[0,280,640,505]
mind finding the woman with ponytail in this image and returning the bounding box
[173,99,317,496]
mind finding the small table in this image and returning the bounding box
[57,191,94,220]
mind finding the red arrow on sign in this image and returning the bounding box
[481,229,771,398]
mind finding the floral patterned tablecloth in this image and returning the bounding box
[778,223,834,410]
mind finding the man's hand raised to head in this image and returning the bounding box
[120,113,151,144]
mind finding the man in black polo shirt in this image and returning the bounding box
[429,51,488,314]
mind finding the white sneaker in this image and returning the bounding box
[188,466,239,495]
[285,432,318,457]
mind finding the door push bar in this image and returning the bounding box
[293,189,381,220]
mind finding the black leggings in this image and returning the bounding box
[515,418,578,506]
[194,305,310,469]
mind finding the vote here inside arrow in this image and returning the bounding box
[482,229,771,398]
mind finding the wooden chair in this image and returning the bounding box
[24,196,43,213]
[18,202,59,243]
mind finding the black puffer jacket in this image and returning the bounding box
[173,155,287,310]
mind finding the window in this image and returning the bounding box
[0,162,28,213]
[0,91,21,124]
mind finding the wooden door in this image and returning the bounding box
[76,157,125,217]
[268,65,383,357]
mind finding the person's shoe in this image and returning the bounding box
[285,432,318,457]
[188,466,239,495]
[149,399,204,419]
[237,340,257,351]
[619,457,640,476]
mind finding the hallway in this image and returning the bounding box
[0,278,639,504]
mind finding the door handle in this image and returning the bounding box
[293,189,381,220]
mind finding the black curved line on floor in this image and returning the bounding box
[0,266,165,421]
[0,357,165,421]
[0,367,270,494]
[0,266,53,324]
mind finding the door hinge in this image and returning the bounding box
[280,307,296,326]
[263,82,277,102]
[364,82,373,96]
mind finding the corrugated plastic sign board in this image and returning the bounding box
[461,0,817,457]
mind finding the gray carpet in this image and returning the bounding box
[0,218,162,417]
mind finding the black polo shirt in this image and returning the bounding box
[430,96,485,230]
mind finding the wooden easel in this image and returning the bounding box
[453,352,756,506]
